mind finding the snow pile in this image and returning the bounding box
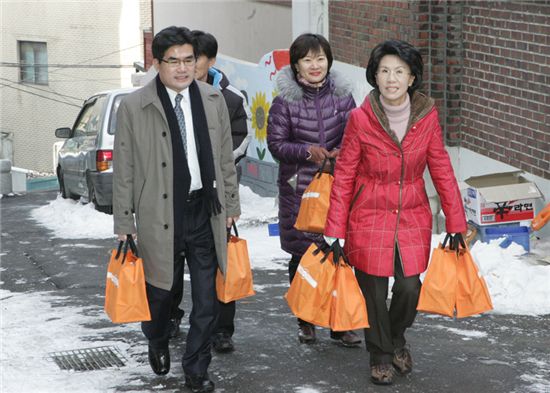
[30,195,113,239]
[471,239,550,315]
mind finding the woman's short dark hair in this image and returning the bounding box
[152,26,195,61]
[365,40,423,94]
[289,33,333,78]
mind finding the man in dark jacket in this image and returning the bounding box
[193,30,251,167]
[169,30,251,354]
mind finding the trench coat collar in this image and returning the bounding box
[139,78,169,125]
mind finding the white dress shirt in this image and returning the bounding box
[166,87,202,192]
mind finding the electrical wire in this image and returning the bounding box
[0,77,84,101]
[0,83,81,108]
[1,62,135,69]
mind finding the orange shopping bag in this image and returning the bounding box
[285,243,337,328]
[455,246,493,318]
[330,260,369,331]
[417,234,458,317]
[216,223,255,303]
[531,202,550,231]
[104,236,151,323]
[294,158,335,233]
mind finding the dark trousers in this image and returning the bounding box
[355,247,421,366]
[171,271,236,336]
[288,254,301,284]
[141,196,219,377]
[171,167,242,336]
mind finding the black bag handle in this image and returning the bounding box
[442,233,453,248]
[316,157,336,178]
[115,235,138,264]
[443,232,466,254]
[314,240,349,266]
[227,222,239,242]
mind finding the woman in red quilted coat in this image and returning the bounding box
[324,40,467,385]
[267,33,359,347]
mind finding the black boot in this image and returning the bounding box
[298,321,316,344]
[184,373,215,392]
[168,317,182,339]
[212,332,235,353]
[330,330,362,347]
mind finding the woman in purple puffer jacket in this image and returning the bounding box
[267,33,358,346]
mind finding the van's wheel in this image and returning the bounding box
[87,176,113,215]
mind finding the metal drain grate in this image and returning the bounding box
[48,346,127,371]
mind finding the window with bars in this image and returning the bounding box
[19,41,48,85]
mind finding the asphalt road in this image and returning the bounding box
[2,190,549,393]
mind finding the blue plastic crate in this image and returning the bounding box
[268,223,280,236]
[484,225,530,252]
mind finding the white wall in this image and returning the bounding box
[292,0,328,39]
[152,0,292,63]
[1,1,147,172]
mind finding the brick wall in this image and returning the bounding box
[329,1,550,180]
[461,1,550,179]
[329,1,417,67]
[144,30,153,69]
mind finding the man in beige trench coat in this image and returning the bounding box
[113,26,240,393]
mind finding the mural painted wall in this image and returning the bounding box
[216,50,289,164]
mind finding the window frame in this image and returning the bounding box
[18,40,48,85]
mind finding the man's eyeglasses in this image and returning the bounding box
[160,57,196,68]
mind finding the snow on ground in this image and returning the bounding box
[29,185,550,316]
[0,289,147,393]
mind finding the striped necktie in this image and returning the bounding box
[174,93,187,157]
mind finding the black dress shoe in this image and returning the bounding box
[212,333,234,353]
[168,317,182,339]
[148,345,170,375]
[184,373,215,393]
[330,330,362,348]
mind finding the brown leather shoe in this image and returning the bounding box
[370,363,395,385]
[393,346,413,375]
[298,322,316,344]
[330,330,362,348]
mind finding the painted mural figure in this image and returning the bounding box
[323,40,467,385]
[266,33,359,347]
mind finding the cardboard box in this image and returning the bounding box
[461,171,542,226]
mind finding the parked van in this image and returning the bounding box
[54,88,137,213]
